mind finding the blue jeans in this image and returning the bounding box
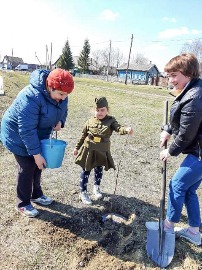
[166,154,202,227]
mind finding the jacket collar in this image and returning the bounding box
[174,78,199,101]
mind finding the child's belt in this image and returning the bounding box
[88,134,109,143]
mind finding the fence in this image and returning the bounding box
[75,73,169,88]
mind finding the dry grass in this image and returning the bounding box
[0,71,201,270]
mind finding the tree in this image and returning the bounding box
[91,49,102,68]
[78,39,91,73]
[112,48,124,68]
[180,39,202,62]
[131,53,150,65]
[92,47,124,68]
[57,39,74,70]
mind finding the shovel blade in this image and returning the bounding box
[146,222,175,268]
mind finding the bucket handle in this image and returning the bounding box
[50,130,58,148]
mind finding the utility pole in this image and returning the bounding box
[11,48,13,70]
[49,42,52,70]
[125,34,133,85]
[106,40,112,82]
[35,52,42,67]
[46,45,48,70]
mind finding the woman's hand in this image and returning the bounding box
[73,148,78,156]
[126,127,133,135]
[160,149,171,161]
[160,131,171,148]
[33,154,46,170]
[54,121,62,131]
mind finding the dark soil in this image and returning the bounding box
[0,72,201,270]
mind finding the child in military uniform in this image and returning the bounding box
[73,97,133,205]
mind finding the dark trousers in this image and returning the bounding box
[80,166,103,192]
[14,154,43,207]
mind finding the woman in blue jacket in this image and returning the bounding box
[1,68,74,217]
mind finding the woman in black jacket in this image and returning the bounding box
[160,53,202,246]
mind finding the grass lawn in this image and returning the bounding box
[0,71,201,270]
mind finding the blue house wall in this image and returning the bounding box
[118,70,147,82]
[117,65,159,84]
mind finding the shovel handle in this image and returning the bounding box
[159,100,168,254]
[161,100,168,213]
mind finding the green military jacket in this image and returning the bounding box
[75,115,128,171]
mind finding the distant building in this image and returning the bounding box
[28,64,40,72]
[158,72,169,88]
[52,56,100,75]
[101,65,117,76]
[117,63,160,85]
[1,55,24,70]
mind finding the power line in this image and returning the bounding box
[69,36,202,50]
[144,37,202,44]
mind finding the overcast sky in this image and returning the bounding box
[1,0,202,71]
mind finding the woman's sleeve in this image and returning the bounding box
[18,95,41,155]
[169,98,202,156]
[61,98,68,128]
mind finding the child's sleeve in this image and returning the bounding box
[111,117,128,135]
[75,121,88,150]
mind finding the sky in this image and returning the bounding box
[1,0,202,71]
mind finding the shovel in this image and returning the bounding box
[146,100,175,268]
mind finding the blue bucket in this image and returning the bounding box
[40,137,67,169]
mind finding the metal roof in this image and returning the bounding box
[117,63,159,72]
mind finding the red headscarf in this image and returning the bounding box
[47,68,74,93]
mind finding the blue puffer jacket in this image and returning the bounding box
[1,69,68,156]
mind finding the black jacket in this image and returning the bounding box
[167,78,202,158]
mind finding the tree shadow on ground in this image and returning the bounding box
[35,193,194,268]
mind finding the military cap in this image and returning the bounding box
[95,97,108,108]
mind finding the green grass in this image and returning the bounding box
[0,71,201,270]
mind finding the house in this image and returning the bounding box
[117,63,160,85]
[51,55,75,72]
[73,56,100,74]
[101,65,117,76]
[52,56,100,75]
[28,64,40,72]
[158,73,169,88]
[1,55,24,70]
